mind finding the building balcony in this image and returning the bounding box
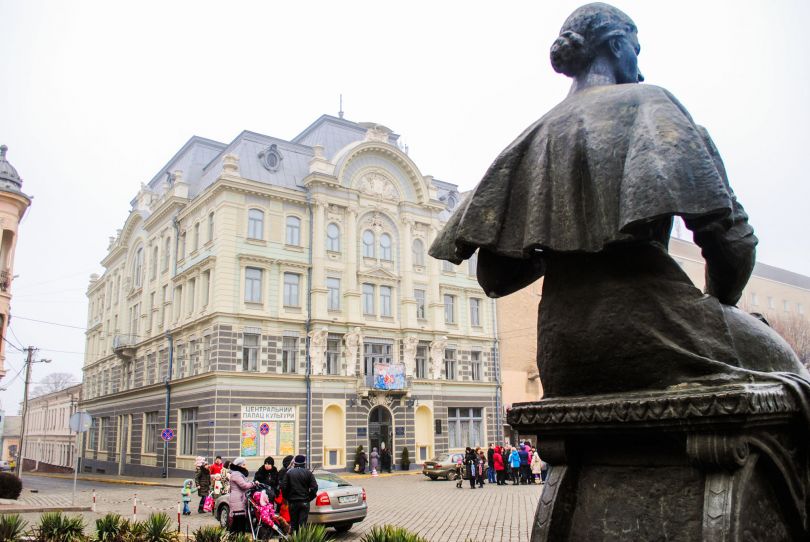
[112,334,138,360]
[0,269,9,292]
[360,363,410,395]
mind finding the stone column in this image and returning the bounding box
[311,197,327,318]
[345,205,361,322]
[427,225,445,331]
[400,217,416,328]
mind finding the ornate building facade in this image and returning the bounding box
[0,145,32,381]
[81,116,499,476]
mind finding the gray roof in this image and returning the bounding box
[754,261,810,290]
[142,136,227,196]
[293,115,400,160]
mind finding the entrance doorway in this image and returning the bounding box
[368,406,392,454]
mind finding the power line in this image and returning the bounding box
[11,315,88,331]
[39,348,85,355]
[8,326,25,351]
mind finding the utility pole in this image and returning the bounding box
[15,347,50,477]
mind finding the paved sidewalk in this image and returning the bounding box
[0,493,91,514]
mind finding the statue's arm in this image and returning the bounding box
[686,127,757,306]
[476,248,545,298]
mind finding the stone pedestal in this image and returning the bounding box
[508,383,809,541]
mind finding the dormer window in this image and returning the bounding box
[260,144,283,172]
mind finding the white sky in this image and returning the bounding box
[1,0,808,414]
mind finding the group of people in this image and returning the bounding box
[353,444,393,474]
[189,452,318,536]
[458,442,546,489]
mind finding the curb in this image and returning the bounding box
[24,472,181,488]
[0,505,93,514]
[342,470,422,480]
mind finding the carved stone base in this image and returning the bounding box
[508,383,809,541]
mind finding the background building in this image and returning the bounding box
[498,229,810,412]
[19,383,81,472]
[0,145,32,381]
[0,413,20,463]
[81,116,500,476]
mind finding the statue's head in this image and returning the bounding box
[550,3,642,84]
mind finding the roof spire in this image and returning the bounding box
[338,94,344,119]
[0,145,7,159]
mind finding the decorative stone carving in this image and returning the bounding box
[429,336,447,380]
[358,172,399,202]
[327,204,344,223]
[222,154,240,175]
[344,326,363,377]
[368,393,395,408]
[365,211,386,234]
[402,335,419,377]
[258,144,282,172]
[308,326,328,376]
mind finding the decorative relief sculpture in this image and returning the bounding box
[358,172,400,202]
[403,335,419,377]
[429,336,447,380]
[308,326,328,375]
[344,326,363,377]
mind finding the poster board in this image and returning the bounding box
[241,406,296,457]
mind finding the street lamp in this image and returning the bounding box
[15,348,51,477]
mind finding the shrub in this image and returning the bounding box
[192,525,228,542]
[0,472,23,499]
[31,511,86,542]
[400,447,411,471]
[140,513,178,542]
[285,524,328,542]
[95,513,127,542]
[360,525,428,542]
[0,513,27,542]
[226,534,252,542]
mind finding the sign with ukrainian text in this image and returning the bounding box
[241,405,296,421]
[240,406,296,458]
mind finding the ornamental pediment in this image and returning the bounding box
[357,266,400,281]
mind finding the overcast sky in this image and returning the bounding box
[1,0,808,414]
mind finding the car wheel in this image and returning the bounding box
[447,471,458,481]
[334,523,353,533]
[218,504,229,529]
[428,474,438,480]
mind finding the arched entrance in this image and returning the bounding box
[368,405,393,453]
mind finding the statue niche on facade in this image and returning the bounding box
[430,2,810,399]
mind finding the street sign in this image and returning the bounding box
[161,428,175,441]
[69,412,93,433]
[259,422,270,436]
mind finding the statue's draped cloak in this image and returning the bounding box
[430,84,733,264]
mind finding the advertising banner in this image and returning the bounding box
[373,362,406,390]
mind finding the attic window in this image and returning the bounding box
[260,144,283,172]
[447,195,457,210]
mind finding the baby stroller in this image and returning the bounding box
[245,483,290,541]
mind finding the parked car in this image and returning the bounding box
[422,452,465,481]
[0,460,11,472]
[214,469,367,533]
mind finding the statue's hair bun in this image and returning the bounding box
[550,30,590,77]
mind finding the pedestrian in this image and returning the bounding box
[487,443,496,484]
[221,460,232,494]
[518,443,530,484]
[464,447,478,489]
[380,444,392,473]
[476,450,486,488]
[212,473,224,498]
[280,454,318,532]
[227,457,256,533]
[455,457,464,488]
[194,456,211,513]
[275,455,294,525]
[509,446,521,485]
[210,455,224,476]
[181,479,195,515]
[531,448,543,484]
[493,446,506,485]
[370,447,380,474]
[254,456,279,496]
[354,446,368,474]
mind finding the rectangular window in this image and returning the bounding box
[245,267,263,303]
[161,285,168,326]
[150,245,158,280]
[471,351,482,381]
[363,341,393,375]
[750,292,758,306]
[193,223,200,252]
[415,289,426,319]
[327,278,341,311]
[89,418,99,450]
[784,300,790,312]
[148,292,155,333]
[768,296,775,309]
[143,411,160,454]
[208,212,214,243]
[187,278,196,315]
[444,294,455,324]
[174,286,183,320]
[248,209,264,240]
[99,417,109,451]
[380,286,392,317]
[470,298,481,327]
[283,273,300,307]
[468,251,478,276]
[242,333,259,371]
[442,260,454,272]
[146,353,156,385]
[162,237,171,272]
[447,407,483,449]
[326,335,341,375]
[444,349,456,380]
[286,217,301,246]
[202,270,210,306]
[415,344,428,379]
[180,408,198,456]
[282,336,298,373]
[179,231,186,259]
[362,283,375,315]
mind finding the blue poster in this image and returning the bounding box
[373,363,406,390]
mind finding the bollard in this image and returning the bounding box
[177,501,182,532]
[92,489,96,512]
[132,492,137,522]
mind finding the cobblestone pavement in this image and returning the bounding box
[11,473,542,541]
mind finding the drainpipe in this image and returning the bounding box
[162,214,180,477]
[305,190,313,466]
[491,298,502,442]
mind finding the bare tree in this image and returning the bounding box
[31,372,77,397]
[768,313,810,367]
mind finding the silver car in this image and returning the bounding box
[214,469,367,533]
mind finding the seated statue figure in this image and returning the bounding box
[430,2,810,398]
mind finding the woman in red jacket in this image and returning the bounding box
[493,446,506,486]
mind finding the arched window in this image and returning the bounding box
[326,223,340,252]
[362,230,375,258]
[247,209,264,240]
[412,238,425,266]
[379,233,392,261]
[286,216,301,246]
[133,247,144,288]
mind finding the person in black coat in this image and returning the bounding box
[280,454,318,533]
[380,446,392,473]
[277,455,294,491]
[355,447,368,474]
[253,456,279,496]
[464,447,478,489]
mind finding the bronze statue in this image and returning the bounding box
[430,2,809,398]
